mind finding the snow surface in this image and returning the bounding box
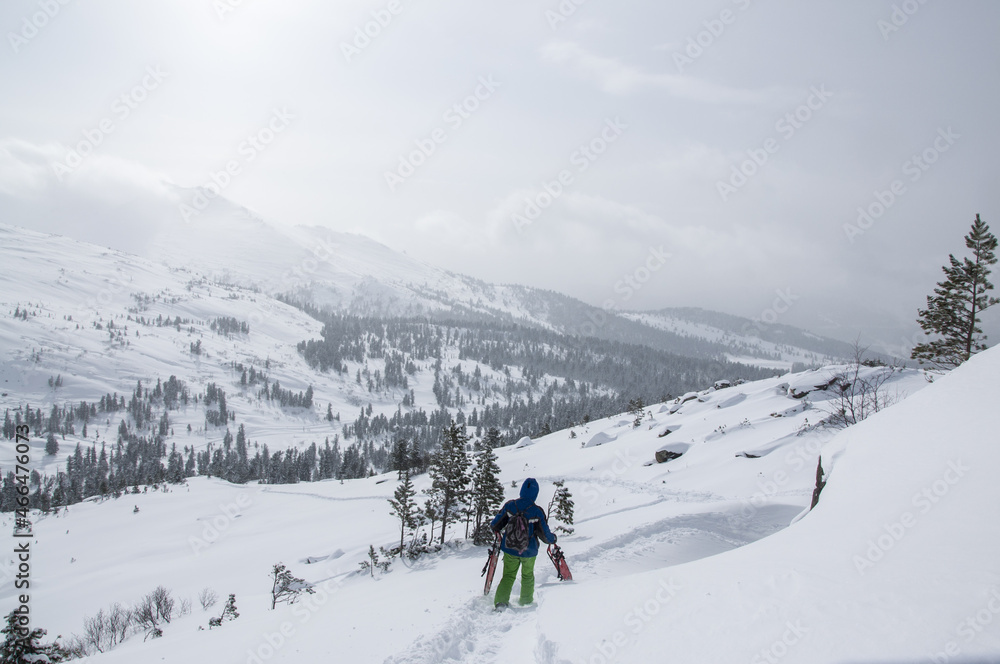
[2,221,997,663]
[7,340,993,663]
[622,312,842,371]
[0,222,559,474]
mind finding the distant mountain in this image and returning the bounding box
[622,308,863,370]
[0,220,776,480]
[135,191,858,370]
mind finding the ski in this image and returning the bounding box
[481,533,501,595]
[547,544,572,581]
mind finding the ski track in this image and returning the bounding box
[381,597,523,664]
[381,594,574,664]
[546,474,726,506]
[260,487,385,502]
[381,501,799,664]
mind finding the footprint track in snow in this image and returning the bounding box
[382,596,548,664]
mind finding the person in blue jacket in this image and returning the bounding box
[490,478,557,609]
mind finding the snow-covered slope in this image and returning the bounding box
[4,341,982,663]
[623,308,860,371]
[11,204,856,367]
[0,221,342,463]
[543,348,1000,663]
[146,199,544,323]
[0,221,779,479]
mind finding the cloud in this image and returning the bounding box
[540,41,792,105]
[0,139,176,254]
[0,139,60,196]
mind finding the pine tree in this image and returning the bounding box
[912,214,999,368]
[390,438,410,479]
[422,498,439,545]
[388,468,419,554]
[270,564,313,609]
[547,480,575,535]
[45,432,59,456]
[235,424,250,483]
[627,398,646,428]
[0,610,69,662]
[427,421,471,544]
[483,427,503,450]
[208,594,239,628]
[407,442,423,475]
[470,431,504,545]
[358,545,392,577]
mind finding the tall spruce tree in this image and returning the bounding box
[470,429,504,545]
[45,432,58,456]
[388,467,419,554]
[427,421,470,544]
[390,438,410,479]
[912,214,999,368]
[422,498,439,543]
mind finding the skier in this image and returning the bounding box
[490,477,557,609]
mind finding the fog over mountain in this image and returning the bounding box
[2,2,998,354]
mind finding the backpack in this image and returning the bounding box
[504,506,531,554]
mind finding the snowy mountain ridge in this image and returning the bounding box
[0,219,781,477]
[9,203,858,369]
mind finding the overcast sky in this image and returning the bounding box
[2,0,999,353]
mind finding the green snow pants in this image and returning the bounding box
[494,552,536,606]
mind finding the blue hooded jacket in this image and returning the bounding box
[490,478,556,558]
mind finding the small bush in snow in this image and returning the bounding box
[358,545,392,577]
[823,342,900,429]
[208,594,239,628]
[199,587,219,611]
